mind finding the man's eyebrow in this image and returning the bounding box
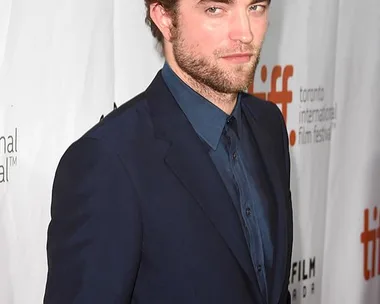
[196,0,270,5]
[196,0,234,5]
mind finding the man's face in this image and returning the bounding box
[170,0,269,94]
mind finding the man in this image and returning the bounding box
[44,0,293,303]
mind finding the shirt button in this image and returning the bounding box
[232,152,237,159]
[245,208,251,216]
[227,116,235,125]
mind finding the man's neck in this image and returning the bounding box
[168,62,237,115]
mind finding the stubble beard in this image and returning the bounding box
[171,25,262,96]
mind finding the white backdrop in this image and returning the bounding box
[0,0,379,303]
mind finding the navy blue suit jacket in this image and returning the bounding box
[44,71,293,304]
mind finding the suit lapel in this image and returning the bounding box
[146,72,264,302]
[242,98,289,304]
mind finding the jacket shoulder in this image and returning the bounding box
[85,92,149,140]
[61,91,153,164]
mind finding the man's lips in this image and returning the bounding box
[221,53,253,63]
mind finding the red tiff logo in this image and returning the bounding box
[248,65,296,146]
[360,207,380,280]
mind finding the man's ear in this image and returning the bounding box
[149,3,174,42]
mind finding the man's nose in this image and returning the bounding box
[228,10,254,44]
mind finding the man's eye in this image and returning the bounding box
[206,7,222,14]
[250,5,267,13]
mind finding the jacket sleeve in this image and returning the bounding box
[44,137,142,304]
[287,290,292,303]
[274,103,293,304]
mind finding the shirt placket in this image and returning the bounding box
[224,121,268,300]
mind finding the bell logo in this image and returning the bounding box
[248,65,296,146]
[360,206,380,280]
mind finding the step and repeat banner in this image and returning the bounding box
[0,0,379,303]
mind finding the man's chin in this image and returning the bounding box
[217,81,252,94]
[229,76,253,89]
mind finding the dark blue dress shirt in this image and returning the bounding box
[161,63,274,301]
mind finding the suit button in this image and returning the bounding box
[257,265,262,272]
[245,208,251,216]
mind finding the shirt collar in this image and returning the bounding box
[161,62,242,150]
